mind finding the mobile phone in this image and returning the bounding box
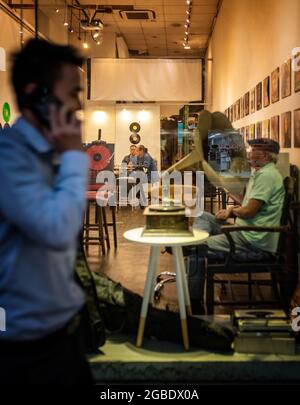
[24,86,67,129]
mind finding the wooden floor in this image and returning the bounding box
[86,205,276,315]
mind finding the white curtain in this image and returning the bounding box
[90,58,202,101]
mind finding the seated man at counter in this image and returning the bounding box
[136,145,158,183]
[190,138,285,311]
[122,145,137,170]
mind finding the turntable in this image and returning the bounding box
[142,204,193,237]
[232,309,291,332]
[233,309,295,355]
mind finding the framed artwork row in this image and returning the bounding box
[224,53,299,130]
[238,109,300,149]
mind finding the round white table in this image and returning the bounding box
[123,227,209,350]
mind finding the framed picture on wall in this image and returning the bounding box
[244,92,250,116]
[262,119,270,138]
[271,67,280,103]
[256,82,262,110]
[294,109,300,147]
[256,122,262,139]
[281,59,291,98]
[270,115,279,142]
[240,97,244,118]
[245,126,250,141]
[250,123,255,140]
[294,53,300,93]
[280,111,291,148]
[263,76,270,107]
[250,88,256,113]
[235,100,240,121]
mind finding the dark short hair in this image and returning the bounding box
[11,39,83,109]
[138,145,147,153]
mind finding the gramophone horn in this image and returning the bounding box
[164,110,245,194]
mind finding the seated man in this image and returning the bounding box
[136,145,158,183]
[190,138,285,309]
[122,144,137,170]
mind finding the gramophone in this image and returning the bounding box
[143,110,245,236]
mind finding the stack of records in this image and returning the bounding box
[232,309,295,355]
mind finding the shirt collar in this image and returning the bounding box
[13,117,52,154]
[251,162,275,177]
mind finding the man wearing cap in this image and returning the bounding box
[190,138,285,312]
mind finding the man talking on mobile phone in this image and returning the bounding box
[0,39,93,384]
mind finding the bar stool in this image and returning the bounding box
[83,191,107,255]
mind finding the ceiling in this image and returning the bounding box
[6,0,220,58]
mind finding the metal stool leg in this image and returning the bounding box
[85,202,91,255]
[96,204,106,255]
[111,206,118,249]
[101,207,110,251]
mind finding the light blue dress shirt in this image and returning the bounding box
[0,117,89,341]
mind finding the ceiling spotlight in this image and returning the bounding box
[184,23,189,28]
[185,31,189,35]
[186,18,190,23]
[93,31,100,39]
[69,28,74,33]
[186,10,190,14]
[184,43,191,49]
[186,0,192,4]
[83,42,89,49]
[55,8,59,13]
[64,22,68,26]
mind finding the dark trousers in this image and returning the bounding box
[0,314,94,385]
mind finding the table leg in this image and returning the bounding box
[177,248,192,316]
[136,245,160,347]
[172,246,190,350]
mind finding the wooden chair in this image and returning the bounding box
[205,176,296,314]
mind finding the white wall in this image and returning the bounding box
[83,103,161,169]
[206,0,300,186]
[83,103,116,144]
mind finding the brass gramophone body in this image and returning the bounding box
[142,204,193,237]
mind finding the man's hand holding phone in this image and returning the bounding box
[45,103,83,153]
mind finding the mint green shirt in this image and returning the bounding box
[235,162,285,253]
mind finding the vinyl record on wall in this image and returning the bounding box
[129,122,141,133]
[86,144,113,171]
[129,133,141,144]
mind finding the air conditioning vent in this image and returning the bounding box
[119,10,156,20]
